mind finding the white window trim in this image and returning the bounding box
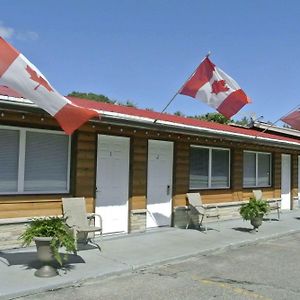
[0,125,71,195]
[243,150,272,188]
[190,145,231,190]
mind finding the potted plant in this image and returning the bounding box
[19,216,76,277]
[239,198,270,232]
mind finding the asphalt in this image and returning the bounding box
[1,210,300,300]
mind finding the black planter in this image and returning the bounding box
[34,237,58,277]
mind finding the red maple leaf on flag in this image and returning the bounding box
[211,80,229,95]
[25,65,53,92]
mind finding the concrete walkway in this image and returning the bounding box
[1,210,300,300]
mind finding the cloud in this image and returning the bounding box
[0,21,38,41]
[0,22,14,39]
[16,31,39,41]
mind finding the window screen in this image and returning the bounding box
[243,151,271,187]
[243,152,256,187]
[211,149,230,187]
[190,147,209,189]
[24,132,69,192]
[190,146,230,189]
[258,153,271,186]
[0,129,19,192]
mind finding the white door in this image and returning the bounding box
[281,154,291,210]
[147,140,173,228]
[96,135,130,234]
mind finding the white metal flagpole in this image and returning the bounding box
[153,51,211,123]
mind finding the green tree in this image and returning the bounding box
[174,111,185,117]
[122,100,137,108]
[68,91,116,104]
[68,92,138,108]
[191,112,231,124]
[234,116,252,126]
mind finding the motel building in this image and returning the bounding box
[0,85,300,248]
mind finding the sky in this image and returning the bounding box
[1,0,300,124]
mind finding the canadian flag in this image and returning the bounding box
[281,110,300,130]
[179,57,251,119]
[0,37,99,135]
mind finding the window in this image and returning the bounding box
[190,146,230,189]
[243,151,271,187]
[0,129,19,192]
[0,126,70,194]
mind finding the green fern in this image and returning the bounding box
[240,198,270,221]
[19,217,76,265]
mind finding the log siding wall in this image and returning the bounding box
[0,110,300,222]
[130,137,147,210]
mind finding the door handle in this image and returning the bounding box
[167,185,170,195]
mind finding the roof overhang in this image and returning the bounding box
[1,96,300,150]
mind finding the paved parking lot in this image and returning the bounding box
[17,232,300,300]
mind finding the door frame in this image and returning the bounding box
[281,153,291,210]
[146,139,174,228]
[95,134,130,234]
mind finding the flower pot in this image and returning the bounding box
[34,237,58,277]
[250,216,263,232]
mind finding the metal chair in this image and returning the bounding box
[186,193,220,232]
[62,197,102,251]
[252,190,280,221]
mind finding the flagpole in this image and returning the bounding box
[256,104,300,136]
[153,51,211,123]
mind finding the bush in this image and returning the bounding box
[240,198,270,221]
[19,217,76,265]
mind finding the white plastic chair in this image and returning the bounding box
[62,197,102,251]
[252,190,280,221]
[186,193,220,232]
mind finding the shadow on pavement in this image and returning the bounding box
[263,218,279,222]
[0,250,85,272]
[232,227,254,233]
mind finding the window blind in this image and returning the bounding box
[0,129,19,192]
[24,131,69,192]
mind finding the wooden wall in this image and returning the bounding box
[0,111,97,218]
[130,137,147,210]
[173,142,190,208]
[74,132,96,196]
[0,109,300,220]
[172,140,298,207]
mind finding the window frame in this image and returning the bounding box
[189,145,231,190]
[0,125,71,195]
[243,150,272,188]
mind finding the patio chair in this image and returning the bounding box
[252,190,280,221]
[62,197,102,251]
[186,193,220,232]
